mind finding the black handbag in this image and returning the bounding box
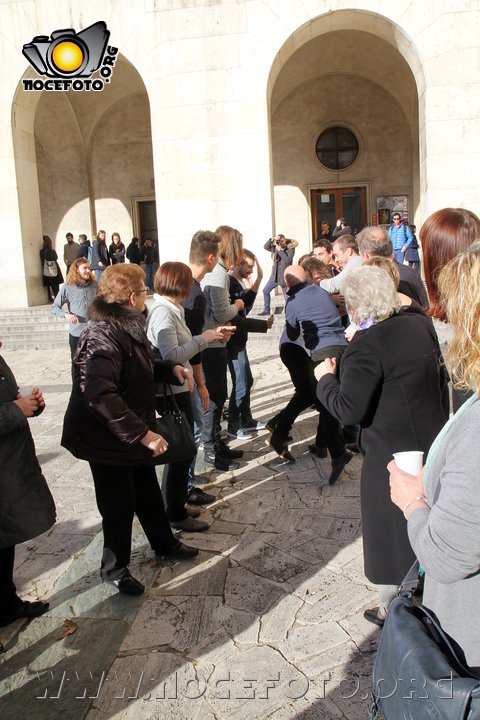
[369,561,480,719]
[153,384,196,465]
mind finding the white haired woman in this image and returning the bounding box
[389,243,480,669]
[315,265,449,625]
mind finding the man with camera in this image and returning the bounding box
[259,234,297,315]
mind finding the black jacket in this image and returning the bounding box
[126,241,141,265]
[0,356,56,548]
[61,297,182,466]
[108,242,126,264]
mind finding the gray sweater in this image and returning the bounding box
[408,394,480,668]
[201,259,238,347]
[51,281,98,336]
[146,296,208,394]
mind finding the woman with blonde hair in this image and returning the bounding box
[315,265,448,625]
[51,258,98,358]
[389,241,480,669]
[200,225,244,470]
[62,264,198,595]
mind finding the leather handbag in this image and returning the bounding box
[153,384,196,465]
[369,561,480,719]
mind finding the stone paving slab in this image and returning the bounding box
[0,341,381,720]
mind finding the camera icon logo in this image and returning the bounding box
[22,21,109,79]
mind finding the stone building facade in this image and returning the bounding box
[2,0,479,307]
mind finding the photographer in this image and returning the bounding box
[259,234,297,315]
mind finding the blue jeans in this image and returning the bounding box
[145,263,156,290]
[262,277,286,313]
[188,386,204,488]
[227,346,253,432]
[393,249,405,264]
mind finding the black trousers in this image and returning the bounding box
[89,462,175,580]
[201,347,228,453]
[0,546,22,616]
[155,391,195,522]
[273,343,345,459]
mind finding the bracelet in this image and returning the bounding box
[403,495,428,519]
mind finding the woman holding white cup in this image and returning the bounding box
[389,243,480,669]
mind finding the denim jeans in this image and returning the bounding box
[262,277,286,312]
[188,386,205,488]
[227,345,253,432]
[145,263,156,290]
[393,249,405,265]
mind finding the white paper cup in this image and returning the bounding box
[393,451,424,475]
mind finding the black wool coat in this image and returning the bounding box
[0,356,56,549]
[317,306,449,585]
[61,297,182,467]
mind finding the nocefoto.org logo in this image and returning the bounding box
[22,21,118,92]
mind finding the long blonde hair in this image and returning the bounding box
[438,241,480,392]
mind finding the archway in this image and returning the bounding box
[267,10,425,254]
[11,54,155,305]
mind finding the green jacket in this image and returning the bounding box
[0,355,56,549]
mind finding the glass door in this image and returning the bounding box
[311,187,367,245]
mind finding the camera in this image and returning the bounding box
[22,21,109,78]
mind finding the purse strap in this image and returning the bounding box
[157,382,181,415]
[398,560,420,595]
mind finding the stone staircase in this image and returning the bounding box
[0,293,286,352]
[0,305,69,351]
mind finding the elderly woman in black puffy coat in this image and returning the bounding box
[0,349,56,628]
[61,264,197,596]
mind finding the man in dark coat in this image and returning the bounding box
[259,234,297,315]
[0,350,56,627]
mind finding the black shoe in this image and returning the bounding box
[204,451,239,471]
[266,434,295,463]
[363,607,385,627]
[187,487,216,505]
[265,418,292,440]
[258,310,270,316]
[106,571,144,596]
[308,444,328,458]
[157,540,199,560]
[328,450,354,485]
[217,440,243,459]
[0,600,50,627]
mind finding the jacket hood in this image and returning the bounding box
[89,295,147,341]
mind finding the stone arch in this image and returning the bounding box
[266,10,426,252]
[11,53,155,305]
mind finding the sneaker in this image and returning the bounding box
[217,440,243,459]
[204,451,239,471]
[157,540,199,560]
[265,434,295,463]
[328,450,354,485]
[241,418,265,431]
[227,427,254,440]
[187,487,216,505]
[258,310,270,316]
[170,516,209,532]
[308,444,328,458]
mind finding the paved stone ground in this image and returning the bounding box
[0,339,381,720]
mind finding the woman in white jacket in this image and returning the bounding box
[147,262,232,531]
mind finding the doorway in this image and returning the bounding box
[310,187,367,244]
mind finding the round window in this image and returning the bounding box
[315,127,359,170]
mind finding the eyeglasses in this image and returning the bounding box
[393,217,401,222]
[136,288,148,294]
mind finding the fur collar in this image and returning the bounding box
[89,295,147,342]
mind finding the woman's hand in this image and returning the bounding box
[314,357,336,381]
[197,383,209,411]
[203,326,236,343]
[140,430,168,457]
[14,386,44,418]
[65,313,79,324]
[173,365,194,392]
[388,461,427,517]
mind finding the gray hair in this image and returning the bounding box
[342,265,402,325]
[356,227,393,258]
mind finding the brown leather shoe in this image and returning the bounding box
[185,505,201,518]
[170,516,209,532]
